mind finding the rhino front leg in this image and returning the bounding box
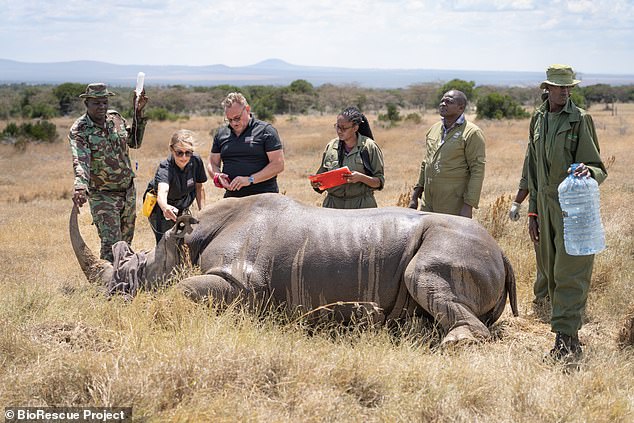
[404,254,491,346]
[177,274,241,304]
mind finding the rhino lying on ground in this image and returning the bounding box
[70,193,517,345]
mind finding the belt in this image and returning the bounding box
[94,180,134,193]
[327,191,370,200]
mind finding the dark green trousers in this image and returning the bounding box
[537,191,594,336]
[533,241,548,299]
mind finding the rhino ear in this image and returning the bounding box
[174,215,199,238]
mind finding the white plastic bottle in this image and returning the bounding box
[134,72,145,110]
[558,163,606,255]
[135,72,145,96]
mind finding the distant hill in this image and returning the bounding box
[1,58,633,88]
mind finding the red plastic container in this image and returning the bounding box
[309,166,352,191]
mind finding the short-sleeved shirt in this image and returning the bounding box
[316,134,385,209]
[149,153,207,211]
[211,116,283,197]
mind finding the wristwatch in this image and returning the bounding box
[248,176,255,185]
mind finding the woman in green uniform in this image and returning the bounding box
[311,107,384,209]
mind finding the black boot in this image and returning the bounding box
[548,332,582,361]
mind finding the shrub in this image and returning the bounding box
[571,91,587,109]
[251,100,275,123]
[378,103,402,126]
[1,120,58,144]
[145,107,184,122]
[404,112,422,125]
[29,103,58,119]
[53,82,86,115]
[28,120,58,142]
[3,122,19,137]
[476,93,530,120]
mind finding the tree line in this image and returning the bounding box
[1,79,633,125]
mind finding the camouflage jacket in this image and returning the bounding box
[69,111,147,192]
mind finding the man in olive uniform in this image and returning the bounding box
[408,90,486,218]
[69,83,148,262]
[527,64,607,360]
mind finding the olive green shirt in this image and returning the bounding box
[316,134,385,209]
[527,100,607,214]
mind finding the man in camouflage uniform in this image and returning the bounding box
[408,90,486,218]
[527,64,607,361]
[69,83,148,262]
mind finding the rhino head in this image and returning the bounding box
[142,214,199,283]
[69,205,198,292]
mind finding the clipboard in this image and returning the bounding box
[309,166,352,191]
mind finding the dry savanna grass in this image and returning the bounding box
[1,104,634,421]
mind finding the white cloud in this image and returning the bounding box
[452,0,535,12]
[566,0,595,13]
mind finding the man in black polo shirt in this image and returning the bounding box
[208,92,285,197]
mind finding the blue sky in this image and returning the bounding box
[2,0,633,74]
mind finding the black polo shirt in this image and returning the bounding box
[150,153,207,211]
[211,116,283,197]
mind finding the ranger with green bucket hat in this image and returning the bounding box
[527,64,607,362]
[69,82,149,262]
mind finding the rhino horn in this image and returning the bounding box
[69,205,113,285]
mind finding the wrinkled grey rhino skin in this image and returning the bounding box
[70,193,517,345]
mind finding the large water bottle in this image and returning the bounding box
[558,163,606,255]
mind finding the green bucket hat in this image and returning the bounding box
[540,64,581,89]
[79,83,116,98]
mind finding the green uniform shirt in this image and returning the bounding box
[316,134,385,209]
[527,100,607,214]
[415,119,486,214]
[69,110,147,192]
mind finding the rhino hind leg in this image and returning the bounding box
[404,257,491,346]
[177,274,241,304]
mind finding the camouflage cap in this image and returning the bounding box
[540,64,581,89]
[79,83,116,98]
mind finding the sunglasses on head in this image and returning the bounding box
[172,147,193,158]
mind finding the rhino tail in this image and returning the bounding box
[503,253,518,317]
[69,205,113,285]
